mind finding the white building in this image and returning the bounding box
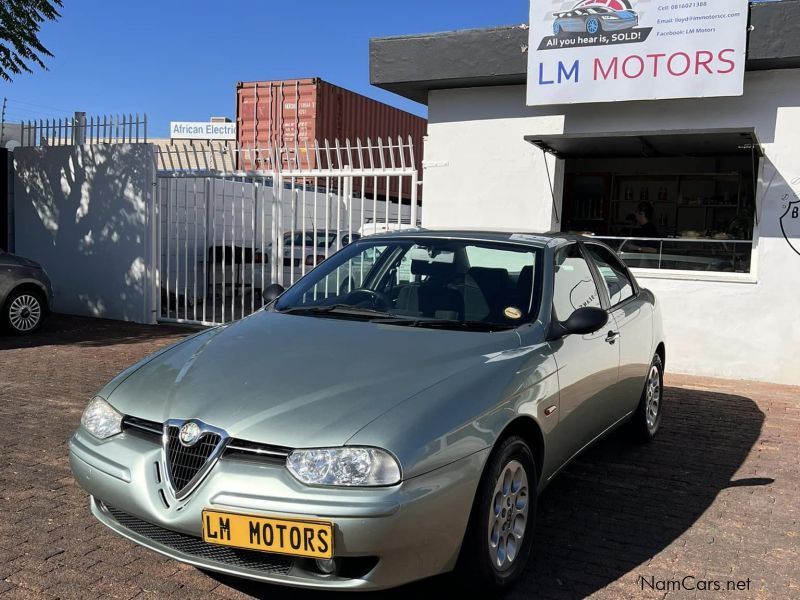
[370,2,800,385]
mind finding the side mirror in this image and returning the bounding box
[549,307,608,340]
[262,283,285,305]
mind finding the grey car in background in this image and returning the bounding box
[70,231,665,591]
[0,250,53,334]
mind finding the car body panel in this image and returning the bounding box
[348,327,561,483]
[546,322,621,471]
[70,230,665,590]
[105,310,522,453]
[71,428,488,590]
[610,296,654,413]
[0,251,53,312]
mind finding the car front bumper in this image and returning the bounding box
[69,428,488,590]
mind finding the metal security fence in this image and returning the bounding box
[157,137,420,325]
[18,112,147,146]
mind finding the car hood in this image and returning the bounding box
[106,311,521,448]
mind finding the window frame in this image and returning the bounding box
[551,242,605,321]
[581,241,640,310]
[275,237,546,329]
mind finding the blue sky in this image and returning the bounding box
[0,0,529,137]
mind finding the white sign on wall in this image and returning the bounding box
[170,121,236,140]
[526,0,749,106]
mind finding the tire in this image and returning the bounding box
[456,435,537,591]
[586,17,601,34]
[553,22,562,36]
[627,353,664,443]
[4,288,46,335]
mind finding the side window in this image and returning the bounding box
[553,244,602,322]
[585,244,635,306]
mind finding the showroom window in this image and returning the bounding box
[528,131,760,275]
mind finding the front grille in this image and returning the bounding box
[122,416,162,439]
[225,438,291,465]
[103,506,292,575]
[165,426,222,492]
[121,415,294,467]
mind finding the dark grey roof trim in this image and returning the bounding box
[371,2,800,105]
[524,128,764,159]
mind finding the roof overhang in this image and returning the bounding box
[371,2,800,105]
[524,129,764,159]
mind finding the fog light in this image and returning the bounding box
[315,558,338,574]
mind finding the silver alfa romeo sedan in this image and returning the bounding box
[70,231,665,591]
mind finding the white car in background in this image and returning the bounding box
[264,230,362,286]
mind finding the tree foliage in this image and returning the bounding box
[0,0,62,81]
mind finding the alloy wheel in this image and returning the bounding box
[487,459,529,571]
[645,364,661,429]
[8,294,42,332]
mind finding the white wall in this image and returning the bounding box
[423,70,800,386]
[13,143,156,323]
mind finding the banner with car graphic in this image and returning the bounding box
[526,0,748,106]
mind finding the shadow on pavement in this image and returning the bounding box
[206,385,767,599]
[0,313,195,351]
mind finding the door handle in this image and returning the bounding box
[605,330,620,344]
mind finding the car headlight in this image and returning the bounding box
[287,447,401,487]
[81,396,123,440]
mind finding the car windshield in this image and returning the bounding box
[274,238,542,329]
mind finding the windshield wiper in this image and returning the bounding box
[371,318,515,332]
[278,304,395,319]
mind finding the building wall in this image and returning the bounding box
[13,143,156,323]
[423,69,800,385]
[154,139,237,172]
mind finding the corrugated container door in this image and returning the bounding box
[236,78,426,202]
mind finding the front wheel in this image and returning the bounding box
[456,436,537,590]
[627,353,664,442]
[4,289,45,335]
[586,17,601,34]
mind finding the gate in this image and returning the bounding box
[156,137,420,325]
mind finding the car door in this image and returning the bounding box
[583,242,653,419]
[548,243,621,465]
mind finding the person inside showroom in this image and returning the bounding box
[627,201,661,254]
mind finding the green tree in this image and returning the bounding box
[0,0,62,81]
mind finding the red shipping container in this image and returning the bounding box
[236,78,426,201]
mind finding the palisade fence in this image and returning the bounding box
[18,112,148,146]
[12,111,422,327]
[157,136,421,326]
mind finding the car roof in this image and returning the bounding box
[363,228,592,248]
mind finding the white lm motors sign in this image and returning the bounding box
[170,121,236,140]
[527,0,749,106]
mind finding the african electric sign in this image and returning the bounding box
[526,0,749,106]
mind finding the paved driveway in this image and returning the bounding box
[0,315,797,599]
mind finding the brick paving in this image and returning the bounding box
[0,315,797,599]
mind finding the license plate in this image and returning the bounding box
[202,510,333,559]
